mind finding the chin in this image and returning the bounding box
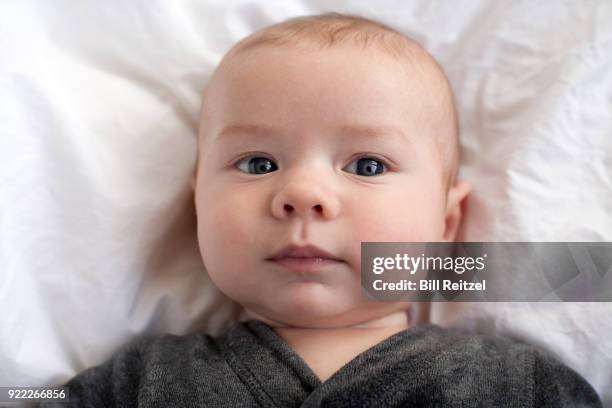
[278,288,355,320]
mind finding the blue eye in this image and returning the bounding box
[344,157,386,176]
[236,156,278,174]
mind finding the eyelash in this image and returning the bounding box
[231,151,274,167]
[348,154,393,170]
[231,152,393,173]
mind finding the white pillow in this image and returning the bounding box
[1,1,610,405]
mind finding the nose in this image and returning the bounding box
[271,177,341,221]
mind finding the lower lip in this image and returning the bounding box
[269,257,344,273]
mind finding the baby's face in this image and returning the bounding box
[194,45,453,328]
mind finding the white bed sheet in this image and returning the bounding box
[1,0,610,404]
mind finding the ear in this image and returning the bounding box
[442,180,472,242]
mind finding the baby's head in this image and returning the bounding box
[192,13,471,328]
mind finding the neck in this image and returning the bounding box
[252,309,410,383]
[241,309,410,331]
[350,311,410,329]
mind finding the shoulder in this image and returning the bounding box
[44,331,229,407]
[531,347,603,407]
[126,330,222,365]
[408,325,602,407]
[70,330,223,376]
[402,324,536,366]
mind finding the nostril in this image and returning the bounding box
[284,204,293,212]
[313,204,322,213]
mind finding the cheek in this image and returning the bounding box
[345,188,444,277]
[350,183,445,242]
[195,186,262,284]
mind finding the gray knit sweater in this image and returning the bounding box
[40,321,602,407]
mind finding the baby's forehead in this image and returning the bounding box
[207,44,453,136]
[215,122,417,150]
[205,49,432,151]
[219,39,439,86]
[207,43,447,125]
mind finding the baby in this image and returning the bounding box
[42,13,602,407]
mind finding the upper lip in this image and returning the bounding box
[268,244,344,262]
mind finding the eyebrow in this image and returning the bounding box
[216,123,408,142]
[216,124,280,140]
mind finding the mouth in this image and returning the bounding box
[267,244,345,273]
